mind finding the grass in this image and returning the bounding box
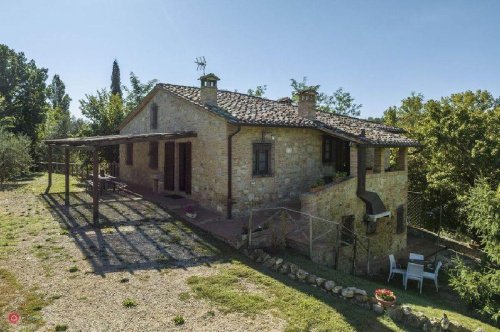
[172,315,185,325]
[188,261,402,331]
[68,265,79,273]
[0,268,51,331]
[122,298,137,308]
[282,253,498,332]
[54,324,68,331]
[178,292,190,301]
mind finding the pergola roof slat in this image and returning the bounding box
[44,131,197,147]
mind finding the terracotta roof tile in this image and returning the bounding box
[158,83,419,147]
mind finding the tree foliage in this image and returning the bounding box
[122,72,157,112]
[0,126,32,183]
[290,77,362,116]
[47,74,71,112]
[385,90,500,231]
[0,44,48,142]
[110,59,122,97]
[247,85,267,97]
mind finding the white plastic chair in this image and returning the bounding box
[423,261,443,292]
[409,253,424,261]
[387,254,406,283]
[405,263,424,294]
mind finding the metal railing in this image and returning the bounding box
[247,206,372,275]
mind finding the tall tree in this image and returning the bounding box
[0,44,48,142]
[290,77,361,116]
[110,59,122,97]
[47,74,71,112]
[122,72,157,112]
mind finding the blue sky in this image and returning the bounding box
[1,0,499,119]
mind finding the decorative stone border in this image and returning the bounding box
[244,248,485,332]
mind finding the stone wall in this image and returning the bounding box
[119,90,229,212]
[230,126,335,215]
[301,169,408,267]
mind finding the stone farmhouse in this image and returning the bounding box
[117,74,419,265]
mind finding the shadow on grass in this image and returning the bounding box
[0,172,43,192]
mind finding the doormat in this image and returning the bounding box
[165,194,184,199]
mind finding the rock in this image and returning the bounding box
[354,294,368,303]
[341,288,354,298]
[324,280,336,291]
[447,321,469,332]
[289,264,299,274]
[387,305,404,322]
[372,304,384,314]
[402,305,412,315]
[261,253,271,262]
[296,269,308,281]
[252,249,264,260]
[288,273,297,280]
[242,248,250,257]
[307,274,317,285]
[332,286,343,294]
[441,313,450,330]
[263,257,276,268]
[315,277,326,287]
[279,263,290,274]
[354,289,367,296]
[474,328,486,332]
[403,313,423,329]
[275,258,283,267]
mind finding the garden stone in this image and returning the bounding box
[354,289,367,296]
[315,277,326,287]
[263,257,276,268]
[387,305,404,322]
[403,313,422,329]
[289,264,299,274]
[354,294,368,303]
[279,263,291,274]
[447,321,469,332]
[332,286,343,294]
[306,274,317,285]
[440,313,450,330]
[275,258,283,267]
[372,304,384,314]
[402,305,412,315]
[261,253,271,263]
[324,280,336,291]
[296,269,308,281]
[341,288,354,298]
[288,273,297,280]
[474,328,485,332]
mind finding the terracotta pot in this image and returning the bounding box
[375,295,397,308]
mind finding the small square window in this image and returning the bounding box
[253,143,272,176]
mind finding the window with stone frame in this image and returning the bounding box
[252,143,272,176]
[322,135,333,163]
[396,205,405,234]
[150,103,158,129]
[126,143,133,165]
[149,141,159,169]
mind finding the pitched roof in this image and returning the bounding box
[119,83,418,147]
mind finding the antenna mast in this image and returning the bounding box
[194,56,207,75]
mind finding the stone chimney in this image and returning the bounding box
[297,88,317,119]
[199,73,219,106]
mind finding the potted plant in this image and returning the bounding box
[332,171,348,183]
[374,288,397,308]
[184,205,197,219]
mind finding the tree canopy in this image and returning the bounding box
[122,72,157,112]
[290,77,361,116]
[111,59,122,97]
[247,85,267,97]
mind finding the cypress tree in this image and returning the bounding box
[110,59,122,97]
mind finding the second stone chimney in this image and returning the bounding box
[297,88,318,119]
[199,73,219,106]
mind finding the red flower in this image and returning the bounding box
[375,288,396,302]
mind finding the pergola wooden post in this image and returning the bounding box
[64,146,70,206]
[46,145,53,193]
[92,148,99,222]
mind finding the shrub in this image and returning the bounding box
[172,315,185,325]
[0,126,32,183]
[122,298,137,308]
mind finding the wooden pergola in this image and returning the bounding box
[44,131,197,222]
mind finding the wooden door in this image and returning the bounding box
[164,142,175,190]
[178,142,192,194]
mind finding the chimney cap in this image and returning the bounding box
[297,87,318,96]
[199,73,220,82]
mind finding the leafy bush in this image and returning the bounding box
[172,315,185,325]
[0,126,32,183]
[449,178,500,323]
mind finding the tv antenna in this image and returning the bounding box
[194,56,206,75]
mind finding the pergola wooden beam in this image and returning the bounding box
[65,147,70,206]
[44,131,197,147]
[92,148,99,221]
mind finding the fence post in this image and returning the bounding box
[334,224,340,270]
[352,234,357,275]
[309,216,313,259]
[366,238,371,275]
